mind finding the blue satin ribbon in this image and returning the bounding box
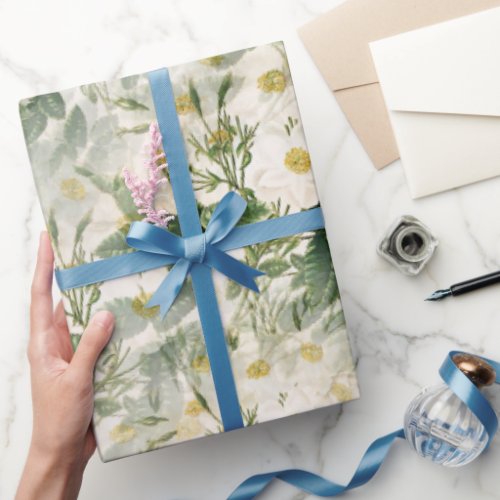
[228,351,500,499]
[54,68,325,432]
[127,192,264,317]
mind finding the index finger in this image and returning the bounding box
[30,231,55,333]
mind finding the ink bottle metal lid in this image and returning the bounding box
[377,215,438,276]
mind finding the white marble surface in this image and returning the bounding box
[1,0,500,499]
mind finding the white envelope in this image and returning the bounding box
[370,6,500,198]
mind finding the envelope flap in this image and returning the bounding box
[370,6,500,117]
[299,0,500,92]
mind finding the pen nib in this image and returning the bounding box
[425,288,452,301]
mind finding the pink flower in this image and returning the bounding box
[123,122,175,228]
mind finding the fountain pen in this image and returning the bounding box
[426,270,500,301]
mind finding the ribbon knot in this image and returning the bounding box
[184,234,206,263]
[125,191,265,318]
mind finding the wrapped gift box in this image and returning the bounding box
[20,41,359,461]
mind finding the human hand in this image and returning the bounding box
[16,232,114,500]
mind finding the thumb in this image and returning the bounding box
[71,311,114,376]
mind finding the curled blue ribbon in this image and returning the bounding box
[126,192,264,318]
[228,351,500,499]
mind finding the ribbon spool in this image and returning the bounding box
[228,351,500,499]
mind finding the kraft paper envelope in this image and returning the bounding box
[298,0,500,170]
[370,6,500,198]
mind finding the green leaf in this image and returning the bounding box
[37,92,65,119]
[188,80,203,116]
[49,144,67,171]
[148,387,161,412]
[121,74,140,89]
[19,99,47,144]
[225,280,241,300]
[154,430,177,444]
[47,209,59,247]
[193,387,210,413]
[95,231,132,258]
[70,334,81,351]
[122,396,137,413]
[290,253,304,270]
[140,351,170,382]
[227,332,239,351]
[117,123,150,136]
[64,105,87,147]
[242,404,259,426]
[236,142,245,156]
[217,73,232,110]
[87,286,101,306]
[87,145,108,164]
[113,181,138,215]
[244,245,259,267]
[135,415,169,426]
[49,143,77,172]
[258,257,290,278]
[75,166,113,193]
[113,97,149,111]
[304,230,338,307]
[90,116,115,145]
[74,210,92,244]
[238,200,269,225]
[199,203,216,229]
[95,397,122,417]
[80,83,98,103]
[241,151,252,168]
[281,237,300,255]
[146,430,177,450]
[292,301,302,331]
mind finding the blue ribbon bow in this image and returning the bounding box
[127,192,264,318]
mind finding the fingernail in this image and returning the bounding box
[92,311,115,332]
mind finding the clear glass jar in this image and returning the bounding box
[404,384,488,467]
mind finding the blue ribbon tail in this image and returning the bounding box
[146,259,192,318]
[229,350,500,499]
[227,429,405,500]
[440,351,498,446]
[206,246,264,292]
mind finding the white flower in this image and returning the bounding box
[246,133,319,212]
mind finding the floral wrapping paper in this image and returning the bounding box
[20,42,359,461]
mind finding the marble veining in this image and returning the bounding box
[1,0,500,498]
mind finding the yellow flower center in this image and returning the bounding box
[300,342,323,363]
[116,214,132,232]
[184,399,204,417]
[330,383,353,402]
[208,129,231,144]
[110,423,136,444]
[257,69,286,93]
[60,178,86,200]
[155,147,167,167]
[246,359,271,379]
[131,289,160,319]
[284,147,311,174]
[200,55,225,66]
[191,355,210,373]
[175,94,195,115]
[176,417,203,440]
